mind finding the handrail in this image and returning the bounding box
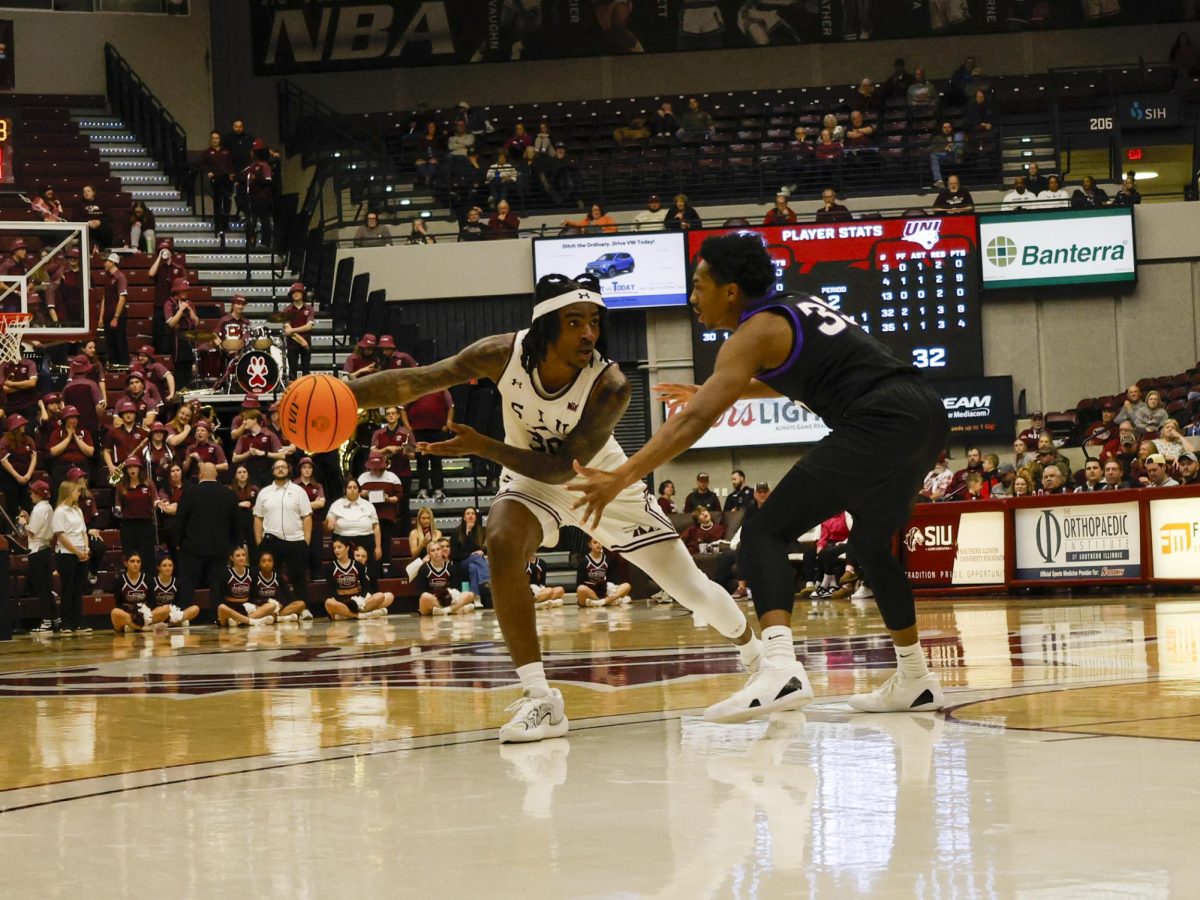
[103,43,188,193]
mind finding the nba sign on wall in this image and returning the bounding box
[1149,496,1200,580]
[901,509,1005,587]
[1014,502,1141,580]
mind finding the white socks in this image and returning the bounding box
[761,625,797,668]
[516,661,551,698]
[895,642,930,679]
[737,634,763,669]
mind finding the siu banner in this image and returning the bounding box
[1014,501,1141,581]
[901,507,1005,588]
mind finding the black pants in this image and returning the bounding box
[208,175,233,233]
[307,523,324,580]
[738,378,947,632]
[178,551,230,614]
[413,429,445,492]
[120,518,157,569]
[105,311,129,365]
[261,535,308,605]
[287,339,311,379]
[56,552,85,629]
[245,195,273,248]
[0,469,30,525]
[28,547,54,621]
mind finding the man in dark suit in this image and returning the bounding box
[176,462,238,616]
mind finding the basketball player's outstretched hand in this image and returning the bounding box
[653,383,699,414]
[568,460,621,530]
[416,422,487,457]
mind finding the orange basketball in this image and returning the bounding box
[278,374,359,453]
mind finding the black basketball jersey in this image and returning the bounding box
[117,573,149,611]
[151,577,177,606]
[225,566,253,602]
[742,293,916,427]
[419,562,453,601]
[253,572,291,604]
[327,559,368,596]
[577,552,610,590]
[527,557,547,588]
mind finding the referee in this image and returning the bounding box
[254,458,312,601]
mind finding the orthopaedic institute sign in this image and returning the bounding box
[1014,501,1141,580]
[979,208,1136,289]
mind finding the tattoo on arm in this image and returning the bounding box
[349,334,514,410]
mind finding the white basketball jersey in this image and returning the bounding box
[498,330,628,479]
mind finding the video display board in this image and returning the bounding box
[533,232,687,311]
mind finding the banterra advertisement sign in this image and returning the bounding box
[1014,501,1141,580]
[979,208,1136,290]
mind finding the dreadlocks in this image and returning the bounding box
[520,273,607,374]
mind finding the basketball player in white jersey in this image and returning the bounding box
[350,274,764,743]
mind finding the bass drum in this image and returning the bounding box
[234,349,281,396]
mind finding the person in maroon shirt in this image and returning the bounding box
[486,199,520,240]
[148,239,188,354]
[47,246,84,326]
[100,253,130,365]
[164,278,201,386]
[1018,411,1045,451]
[164,402,197,452]
[63,355,105,439]
[763,193,797,226]
[281,282,314,378]
[1082,402,1119,448]
[232,409,284,486]
[115,457,159,568]
[201,130,236,240]
[104,399,148,481]
[48,404,96,496]
[242,139,275,250]
[371,405,416,484]
[121,372,162,428]
[377,334,417,370]
[229,394,263,443]
[405,389,454,500]
[343,334,379,379]
[294,455,327,579]
[359,449,404,565]
[814,188,852,223]
[131,345,176,404]
[77,340,108,401]
[229,464,260,551]
[144,421,175,490]
[0,413,37,512]
[36,391,64,451]
[155,462,187,557]
[0,241,28,312]
[680,507,727,556]
[215,295,251,366]
[1,356,39,419]
[183,419,228,478]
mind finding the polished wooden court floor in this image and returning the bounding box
[3,594,1200,898]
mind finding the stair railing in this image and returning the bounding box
[104,44,189,194]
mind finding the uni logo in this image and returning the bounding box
[901,219,943,251]
[1159,522,1200,554]
[986,235,1019,267]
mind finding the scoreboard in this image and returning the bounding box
[689,216,982,382]
[0,115,11,184]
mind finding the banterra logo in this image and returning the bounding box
[986,233,1128,269]
[986,236,1018,268]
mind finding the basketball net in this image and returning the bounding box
[0,312,32,364]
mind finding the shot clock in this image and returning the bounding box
[0,115,12,184]
[689,216,983,382]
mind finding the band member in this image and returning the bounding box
[131,344,176,404]
[416,538,476,616]
[144,421,175,489]
[165,402,196,451]
[36,392,65,452]
[150,556,199,627]
[0,414,38,515]
[183,419,228,478]
[371,405,416,490]
[100,252,129,365]
[103,399,148,482]
[47,246,84,327]
[343,334,379,379]
[231,409,285,486]
[215,295,252,366]
[575,537,632,607]
[119,372,161,428]
[148,239,187,353]
[110,551,167,632]
[0,240,27,312]
[216,546,276,627]
[155,462,187,557]
[47,404,96,497]
[164,278,201,385]
[253,549,310,622]
[378,334,418,370]
[294,456,326,579]
[1,351,39,421]
[115,457,159,569]
[281,281,314,379]
[230,464,259,551]
[63,354,106,441]
[229,394,262,443]
[358,449,404,564]
[527,553,565,609]
[324,536,388,620]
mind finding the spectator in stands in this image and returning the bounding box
[52,480,91,635]
[447,119,477,170]
[1037,174,1071,208]
[844,110,878,158]
[406,218,437,245]
[725,469,754,511]
[1144,453,1179,488]
[820,113,845,145]
[1131,440,1156,486]
[144,422,174,489]
[408,506,441,559]
[201,131,236,241]
[282,282,315,379]
[1071,175,1109,209]
[963,89,999,150]
[1113,174,1142,207]
[1001,175,1036,211]
[945,447,983,499]
[815,188,852,223]
[486,151,519,208]
[1039,464,1068,494]
[458,206,486,242]
[1082,401,1119,447]
[1102,458,1130,489]
[948,56,977,105]
[535,144,578,206]
[406,388,453,501]
[451,507,490,596]
[1074,458,1105,492]
[802,511,851,599]
[115,458,158,568]
[576,537,631,608]
[991,463,1017,497]
[504,122,532,158]
[934,174,974,214]
[1138,390,1169,433]
[34,186,65,222]
[241,140,275,250]
[814,128,845,184]
[881,58,915,100]
[1154,419,1194,461]
[920,451,954,501]
[454,100,489,136]
[1178,451,1200,485]
[1023,161,1048,195]
[958,472,987,500]
[533,121,553,155]
[359,449,404,568]
[413,120,442,187]
[1011,474,1033,497]
[129,201,156,254]
[122,372,161,427]
[487,199,521,239]
[1170,32,1198,79]
[1036,434,1072,481]
[907,67,939,113]
[1100,421,1140,471]
[353,211,393,247]
[633,195,664,231]
[680,507,725,556]
[1019,411,1045,450]
[657,479,676,514]
[1115,383,1147,426]
[678,97,714,140]
[928,121,964,189]
[683,472,720,513]
[650,101,679,138]
[613,113,650,146]
[1,352,39,420]
[562,202,618,234]
[78,184,112,251]
[0,414,37,513]
[664,193,702,231]
[849,77,879,114]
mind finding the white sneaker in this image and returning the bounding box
[276,613,299,623]
[550,597,564,608]
[850,584,874,600]
[431,604,449,616]
[226,617,240,628]
[534,599,550,610]
[703,661,814,724]
[250,615,275,627]
[299,609,314,621]
[585,597,606,608]
[498,688,569,743]
[848,671,944,713]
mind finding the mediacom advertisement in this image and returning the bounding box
[1148,496,1200,580]
[979,208,1136,290]
[532,232,687,310]
[665,397,831,450]
[902,509,1006,587]
[1014,501,1141,580]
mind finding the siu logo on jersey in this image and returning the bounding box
[902,219,944,251]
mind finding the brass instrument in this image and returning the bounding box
[336,408,380,480]
[109,435,151,486]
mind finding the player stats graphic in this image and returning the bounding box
[689,216,983,382]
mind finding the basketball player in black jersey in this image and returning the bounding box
[572,232,949,720]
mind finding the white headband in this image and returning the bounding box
[532,288,605,321]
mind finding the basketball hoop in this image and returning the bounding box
[0,312,32,363]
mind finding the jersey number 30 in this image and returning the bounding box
[797,298,858,336]
[528,431,564,454]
